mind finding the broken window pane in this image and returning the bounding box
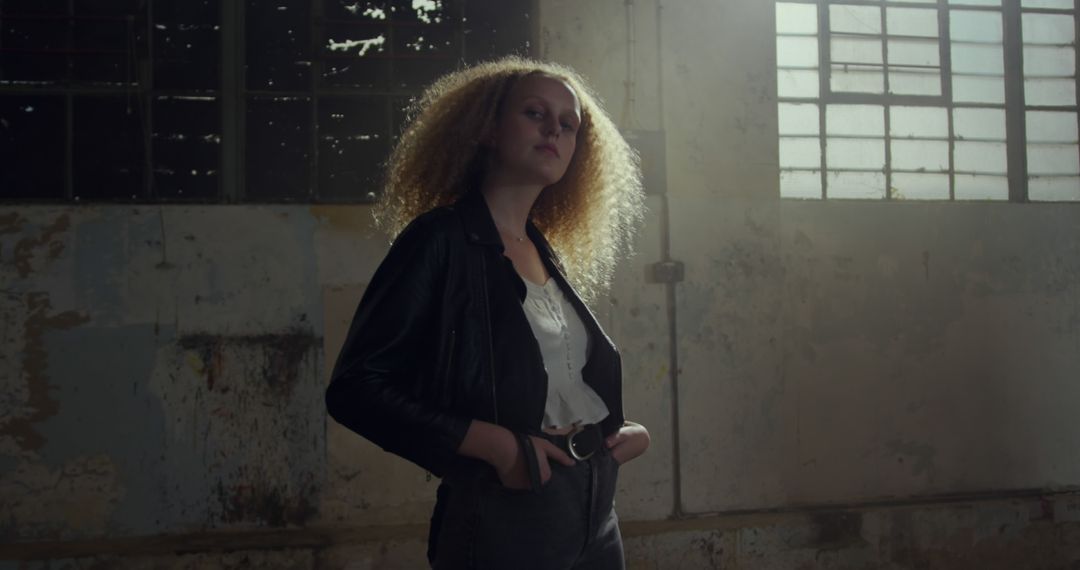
[830,5,882,35]
[153,97,221,201]
[247,0,313,91]
[0,96,65,199]
[317,96,389,201]
[154,0,221,90]
[322,22,390,89]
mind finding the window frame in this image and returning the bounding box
[775,0,1080,202]
[0,0,537,204]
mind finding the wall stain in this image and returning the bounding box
[1,292,90,450]
[12,214,70,278]
[215,478,317,527]
[0,211,27,235]
[179,327,320,397]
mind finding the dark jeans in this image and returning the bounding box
[431,444,624,569]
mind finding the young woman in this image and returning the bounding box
[325,56,650,569]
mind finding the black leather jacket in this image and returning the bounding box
[325,191,624,478]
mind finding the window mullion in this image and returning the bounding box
[221,0,244,203]
[820,0,830,199]
[882,4,892,199]
[1003,0,1028,202]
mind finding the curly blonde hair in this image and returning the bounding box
[374,56,644,302]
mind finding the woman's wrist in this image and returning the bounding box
[458,420,518,469]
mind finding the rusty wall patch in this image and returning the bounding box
[1,292,89,451]
[12,214,70,279]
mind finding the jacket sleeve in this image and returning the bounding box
[325,214,471,477]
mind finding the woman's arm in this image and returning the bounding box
[326,213,472,477]
[605,420,650,465]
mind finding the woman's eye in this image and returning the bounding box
[525,109,543,119]
[561,123,576,132]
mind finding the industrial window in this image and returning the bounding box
[776,0,1079,201]
[0,0,531,203]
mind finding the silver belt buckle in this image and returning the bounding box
[567,424,595,461]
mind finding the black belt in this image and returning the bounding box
[512,424,604,494]
[538,423,604,461]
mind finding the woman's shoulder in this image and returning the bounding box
[392,204,465,247]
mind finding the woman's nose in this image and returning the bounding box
[542,118,559,137]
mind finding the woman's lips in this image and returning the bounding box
[536,144,559,157]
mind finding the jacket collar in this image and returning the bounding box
[453,191,553,261]
[454,191,504,250]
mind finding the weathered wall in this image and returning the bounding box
[2,0,1080,568]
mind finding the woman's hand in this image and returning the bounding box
[492,435,575,490]
[458,421,575,490]
[605,421,650,465]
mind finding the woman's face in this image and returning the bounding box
[489,74,582,187]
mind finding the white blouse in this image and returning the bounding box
[521,277,610,429]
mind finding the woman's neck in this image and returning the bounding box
[480,177,544,237]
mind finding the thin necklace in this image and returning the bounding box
[496,223,526,243]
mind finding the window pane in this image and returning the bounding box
[246,97,313,200]
[777,3,818,35]
[890,106,948,139]
[1022,0,1074,7]
[892,140,949,171]
[778,36,820,68]
[1026,111,1079,143]
[890,68,941,95]
[1022,13,1075,46]
[781,170,823,199]
[827,138,885,169]
[830,5,882,35]
[1029,177,1080,201]
[73,97,146,200]
[953,108,1006,140]
[778,69,820,98]
[0,96,65,199]
[778,103,820,135]
[949,0,1000,5]
[780,137,822,169]
[322,22,391,89]
[886,8,939,38]
[1027,145,1080,174]
[317,96,389,201]
[955,174,1008,199]
[954,141,1008,174]
[828,171,886,199]
[1024,45,1075,77]
[246,0,312,91]
[153,96,221,201]
[831,66,885,93]
[154,0,221,90]
[891,173,949,199]
[0,11,68,82]
[1024,78,1077,106]
[827,105,885,136]
[833,36,882,65]
[950,10,1002,42]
